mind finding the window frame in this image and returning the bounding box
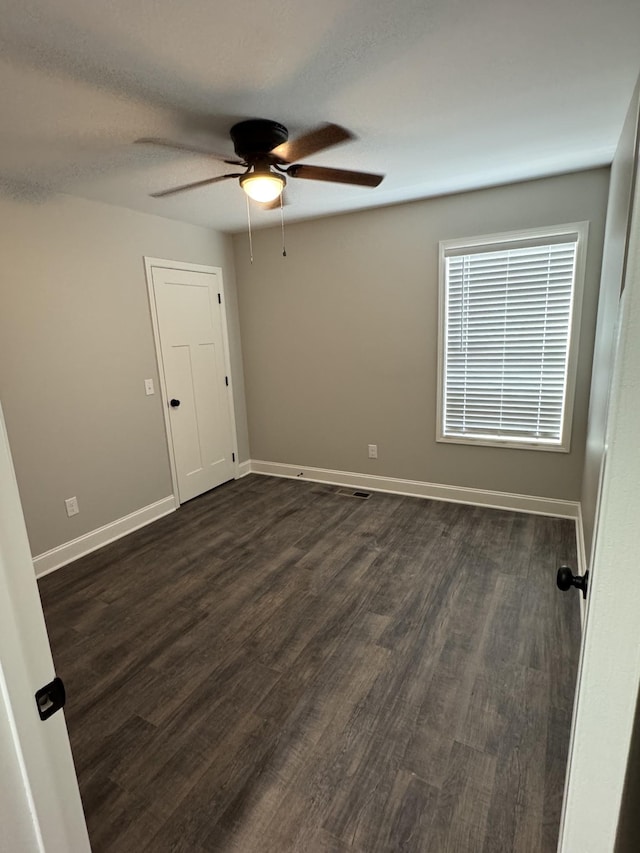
[436,221,589,453]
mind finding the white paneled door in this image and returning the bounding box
[149,264,236,504]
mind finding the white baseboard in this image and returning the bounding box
[248,459,581,519]
[237,460,252,478]
[574,506,588,629]
[33,496,177,578]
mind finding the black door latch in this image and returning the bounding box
[35,676,66,721]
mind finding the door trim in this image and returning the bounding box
[0,402,91,852]
[144,257,240,505]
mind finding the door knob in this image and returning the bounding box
[170,398,180,408]
[557,565,589,599]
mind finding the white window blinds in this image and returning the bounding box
[439,227,584,449]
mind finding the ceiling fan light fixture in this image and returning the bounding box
[239,170,286,203]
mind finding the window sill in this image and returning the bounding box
[436,434,570,453]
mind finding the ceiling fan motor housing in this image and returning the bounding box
[230,119,288,161]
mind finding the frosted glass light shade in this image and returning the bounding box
[239,171,285,203]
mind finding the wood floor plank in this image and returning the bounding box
[38,474,581,852]
[78,774,167,853]
[381,770,440,853]
[207,614,393,852]
[430,740,497,853]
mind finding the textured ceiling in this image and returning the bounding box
[1,0,639,233]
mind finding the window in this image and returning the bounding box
[437,222,588,451]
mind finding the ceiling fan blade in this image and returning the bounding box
[136,137,244,166]
[287,164,384,187]
[150,173,243,198]
[271,124,354,164]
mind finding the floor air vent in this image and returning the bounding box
[336,488,372,500]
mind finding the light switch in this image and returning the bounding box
[144,378,154,396]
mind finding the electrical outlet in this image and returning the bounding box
[144,378,155,396]
[368,444,378,459]
[64,496,79,517]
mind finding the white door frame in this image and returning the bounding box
[144,257,240,505]
[0,402,90,852]
[557,188,640,849]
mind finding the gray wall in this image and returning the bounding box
[0,195,248,557]
[581,80,640,560]
[234,169,609,501]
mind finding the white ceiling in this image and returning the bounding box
[1,0,639,233]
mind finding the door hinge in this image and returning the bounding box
[232,452,236,462]
[217,293,221,304]
[35,676,66,721]
[225,376,229,386]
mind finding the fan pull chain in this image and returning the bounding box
[246,195,254,264]
[280,194,287,257]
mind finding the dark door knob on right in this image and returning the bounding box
[557,565,589,599]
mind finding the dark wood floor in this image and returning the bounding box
[39,475,581,852]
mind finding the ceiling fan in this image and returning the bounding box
[136,119,384,208]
